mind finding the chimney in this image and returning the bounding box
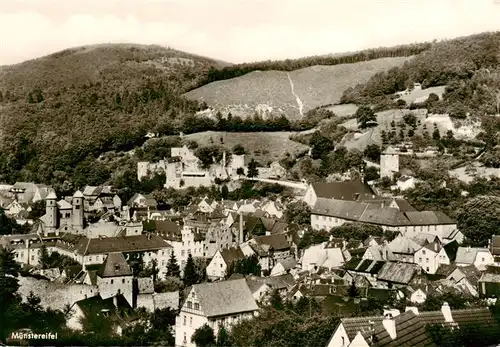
[441,302,453,323]
[382,313,397,340]
[467,246,471,253]
[239,211,244,244]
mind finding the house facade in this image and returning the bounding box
[174,279,259,347]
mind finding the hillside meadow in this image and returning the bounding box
[183,57,413,120]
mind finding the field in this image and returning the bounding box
[395,85,446,104]
[325,104,359,118]
[183,57,413,120]
[182,131,309,163]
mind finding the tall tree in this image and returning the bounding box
[216,326,232,346]
[247,159,258,178]
[39,245,50,270]
[191,324,216,347]
[221,185,229,200]
[309,132,334,159]
[355,105,377,129]
[0,248,22,341]
[183,253,198,287]
[284,201,311,225]
[457,195,500,246]
[166,252,180,278]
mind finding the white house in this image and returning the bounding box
[455,247,494,270]
[414,241,452,274]
[270,258,297,277]
[258,200,284,219]
[206,247,245,281]
[174,279,259,347]
[300,242,345,272]
[302,180,375,208]
[311,197,458,243]
[392,175,418,191]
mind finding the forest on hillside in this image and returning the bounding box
[340,32,500,116]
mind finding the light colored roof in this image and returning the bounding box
[479,272,500,283]
[192,279,259,318]
[455,247,489,265]
[382,146,399,155]
[276,258,297,271]
[388,235,422,254]
[57,199,72,209]
[46,191,57,200]
[73,190,84,198]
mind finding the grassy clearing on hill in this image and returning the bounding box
[181,131,309,163]
[396,85,446,104]
[338,108,468,151]
[183,57,412,120]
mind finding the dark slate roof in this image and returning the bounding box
[311,180,375,201]
[443,241,458,262]
[313,199,455,227]
[97,252,133,278]
[220,247,245,266]
[377,262,419,285]
[372,310,437,347]
[56,233,173,255]
[253,234,290,251]
[340,316,384,341]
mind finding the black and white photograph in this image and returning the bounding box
[1,0,500,346]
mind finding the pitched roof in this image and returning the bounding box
[377,262,419,284]
[455,247,490,264]
[97,252,133,278]
[311,180,375,201]
[57,199,72,210]
[46,191,57,200]
[403,211,456,225]
[388,235,422,254]
[275,258,297,271]
[220,247,245,266]
[73,190,84,198]
[372,310,437,347]
[252,234,290,251]
[192,279,259,318]
[339,315,384,341]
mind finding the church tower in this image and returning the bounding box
[380,146,400,179]
[72,190,84,233]
[45,191,58,235]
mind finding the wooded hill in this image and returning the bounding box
[0,33,498,190]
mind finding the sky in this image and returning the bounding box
[1,0,500,65]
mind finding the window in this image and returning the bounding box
[426,258,429,263]
[111,279,114,284]
[183,333,187,343]
[194,303,199,310]
[418,257,422,262]
[426,267,430,272]
[31,255,34,261]
[122,279,125,284]
[181,250,185,256]
[75,205,80,210]
[190,317,192,326]
[183,316,186,325]
[187,301,192,309]
[89,256,92,262]
[220,263,223,268]
[482,258,485,262]
[422,250,426,255]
